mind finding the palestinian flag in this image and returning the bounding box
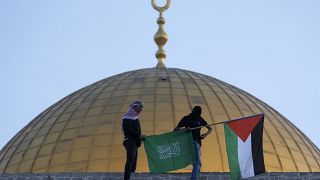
[224,114,265,180]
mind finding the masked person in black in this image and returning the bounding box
[122,100,146,180]
[174,106,212,180]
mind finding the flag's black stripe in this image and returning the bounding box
[251,115,265,175]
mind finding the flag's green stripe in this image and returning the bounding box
[224,124,241,180]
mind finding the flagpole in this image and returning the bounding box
[183,113,264,131]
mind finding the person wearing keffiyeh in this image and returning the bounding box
[122,100,146,180]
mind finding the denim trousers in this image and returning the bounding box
[191,141,201,180]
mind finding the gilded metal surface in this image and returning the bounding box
[152,0,171,13]
[152,0,170,68]
[0,68,319,173]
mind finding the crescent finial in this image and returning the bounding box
[151,0,171,13]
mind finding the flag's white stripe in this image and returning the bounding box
[237,134,254,178]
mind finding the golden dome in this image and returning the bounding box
[0,67,319,173]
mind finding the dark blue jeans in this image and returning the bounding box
[123,139,138,180]
[191,141,201,180]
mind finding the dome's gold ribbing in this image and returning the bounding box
[0,1,319,174]
[152,0,170,68]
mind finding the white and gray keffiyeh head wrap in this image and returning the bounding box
[121,100,144,120]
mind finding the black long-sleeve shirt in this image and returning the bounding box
[177,115,208,145]
[122,118,142,147]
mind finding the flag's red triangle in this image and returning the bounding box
[226,114,263,142]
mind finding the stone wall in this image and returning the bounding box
[0,172,320,180]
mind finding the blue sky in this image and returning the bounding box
[0,1,319,150]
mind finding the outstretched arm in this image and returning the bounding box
[173,124,182,131]
[200,126,213,139]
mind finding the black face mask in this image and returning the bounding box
[191,106,202,117]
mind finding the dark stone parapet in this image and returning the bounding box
[0,172,320,180]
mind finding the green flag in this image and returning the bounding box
[143,130,196,173]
